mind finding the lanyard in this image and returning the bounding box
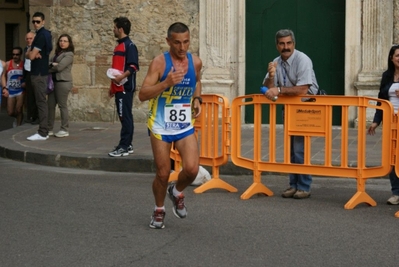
[282,61,288,87]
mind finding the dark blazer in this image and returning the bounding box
[373,70,394,125]
[49,51,74,82]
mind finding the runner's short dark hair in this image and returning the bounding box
[167,22,189,38]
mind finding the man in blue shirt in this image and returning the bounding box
[262,29,319,199]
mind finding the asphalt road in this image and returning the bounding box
[1,158,398,267]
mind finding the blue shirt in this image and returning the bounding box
[264,49,319,95]
[31,27,52,76]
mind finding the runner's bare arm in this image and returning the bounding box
[191,55,203,118]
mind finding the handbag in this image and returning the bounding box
[47,74,54,94]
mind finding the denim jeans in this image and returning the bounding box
[289,135,312,191]
[389,167,399,196]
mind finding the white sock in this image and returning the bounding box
[155,206,165,211]
[173,185,182,197]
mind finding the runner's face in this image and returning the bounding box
[167,31,190,60]
[12,49,21,63]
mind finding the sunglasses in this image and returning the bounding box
[32,20,42,24]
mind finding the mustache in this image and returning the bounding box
[282,49,291,53]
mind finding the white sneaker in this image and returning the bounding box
[27,133,49,141]
[387,195,399,205]
[55,130,69,138]
[48,131,54,136]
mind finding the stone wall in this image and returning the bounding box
[395,0,399,45]
[29,0,199,122]
[27,0,399,124]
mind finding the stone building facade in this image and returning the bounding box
[28,0,201,123]
[0,0,398,124]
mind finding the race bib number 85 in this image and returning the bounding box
[164,104,192,130]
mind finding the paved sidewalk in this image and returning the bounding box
[0,120,154,172]
[0,116,386,176]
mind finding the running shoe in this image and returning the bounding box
[54,130,69,138]
[27,133,49,141]
[387,195,399,205]
[108,147,129,157]
[167,184,187,218]
[149,209,166,229]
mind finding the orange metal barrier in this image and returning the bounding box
[230,95,393,209]
[169,94,237,193]
[394,115,399,218]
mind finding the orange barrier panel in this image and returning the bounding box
[394,115,399,218]
[169,94,237,193]
[230,94,393,209]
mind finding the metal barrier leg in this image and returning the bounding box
[240,171,274,200]
[194,166,238,193]
[344,178,376,209]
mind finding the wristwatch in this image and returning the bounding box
[193,96,203,105]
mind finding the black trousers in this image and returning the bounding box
[115,91,134,150]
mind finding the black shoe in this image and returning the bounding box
[24,118,33,123]
[31,118,39,125]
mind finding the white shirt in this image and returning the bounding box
[388,82,399,113]
[24,58,31,72]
